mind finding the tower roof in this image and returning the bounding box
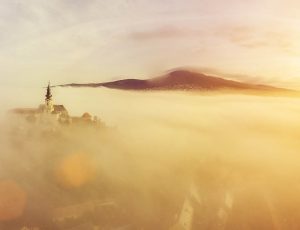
[45,82,52,100]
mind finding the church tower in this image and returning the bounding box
[45,82,54,113]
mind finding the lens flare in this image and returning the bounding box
[0,180,27,221]
[55,153,95,188]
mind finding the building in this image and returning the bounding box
[10,82,102,126]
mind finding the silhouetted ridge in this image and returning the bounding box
[149,70,252,90]
[102,79,149,90]
[58,69,288,92]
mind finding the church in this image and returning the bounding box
[10,83,100,126]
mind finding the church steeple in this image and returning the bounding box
[45,82,54,113]
[46,82,52,100]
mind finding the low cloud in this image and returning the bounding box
[216,25,298,55]
[129,25,202,41]
[1,88,300,228]
[181,66,278,87]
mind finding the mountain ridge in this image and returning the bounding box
[57,69,290,92]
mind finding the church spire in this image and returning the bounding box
[46,81,52,100]
[45,82,54,113]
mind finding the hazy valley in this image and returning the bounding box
[1,88,300,229]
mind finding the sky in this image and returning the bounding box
[1,0,300,89]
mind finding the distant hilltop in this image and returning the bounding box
[58,69,292,93]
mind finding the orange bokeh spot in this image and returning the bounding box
[0,180,27,221]
[56,153,94,188]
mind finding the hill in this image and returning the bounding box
[58,69,288,92]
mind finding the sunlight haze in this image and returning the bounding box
[1,0,300,90]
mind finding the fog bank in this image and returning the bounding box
[1,88,300,229]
